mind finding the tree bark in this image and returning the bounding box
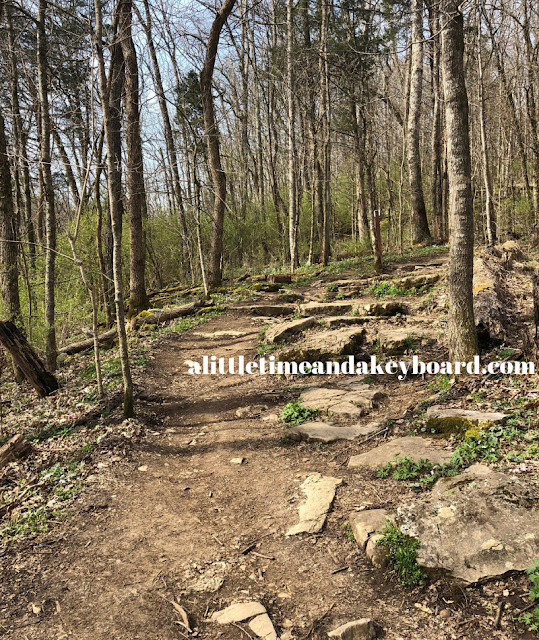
[0,321,58,397]
[287,0,298,271]
[441,0,478,360]
[94,0,134,418]
[118,0,149,317]
[36,0,57,371]
[0,109,21,326]
[407,0,432,245]
[200,0,237,288]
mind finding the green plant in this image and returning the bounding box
[344,522,355,542]
[519,560,539,631]
[257,343,279,355]
[377,521,426,587]
[450,430,500,466]
[429,374,451,393]
[404,335,416,351]
[327,283,338,292]
[281,400,319,425]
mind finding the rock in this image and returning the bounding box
[320,316,371,328]
[365,534,388,568]
[377,328,437,355]
[398,463,539,584]
[249,613,278,640]
[249,304,296,316]
[278,328,365,362]
[288,422,381,443]
[236,405,269,418]
[300,387,385,415]
[348,436,453,469]
[327,619,376,640]
[230,458,245,464]
[349,509,394,551]
[328,402,365,419]
[287,473,342,535]
[363,302,407,316]
[392,273,441,289]
[425,406,506,436]
[253,283,282,292]
[265,317,317,344]
[212,602,267,624]
[499,240,524,263]
[300,302,354,316]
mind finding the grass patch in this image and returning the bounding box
[377,520,426,587]
[281,400,319,425]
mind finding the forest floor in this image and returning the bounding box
[1,246,539,640]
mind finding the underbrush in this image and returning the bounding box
[281,400,319,425]
[377,520,426,587]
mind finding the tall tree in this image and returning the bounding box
[200,0,237,287]
[441,0,478,359]
[407,0,432,245]
[118,0,149,316]
[286,0,298,270]
[36,0,57,371]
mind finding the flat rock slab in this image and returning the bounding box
[320,316,371,328]
[398,464,539,584]
[349,509,394,551]
[328,619,376,640]
[300,302,354,316]
[249,613,278,640]
[287,473,342,535]
[265,317,317,344]
[348,436,453,469]
[301,387,386,415]
[278,328,365,362]
[288,422,381,443]
[377,328,437,355]
[249,304,296,316]
[392,273,441,289]
[212,602,267,624]
[363,302,407,316]
[425,406,506,436]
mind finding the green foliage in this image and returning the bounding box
[344,522,355,542]
[281,400,318,425]
[257,343,279,355]
[377,456,458,491]
[450,430,500,466]
[428,374,451,393]
[377,521,426,587]
[519,561,539,632]
[404,335,416,351]
[327,283,339,292]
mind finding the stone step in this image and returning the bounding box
[300,301,355,316]
[277,327,365,362]
[264,317,317,344]
[288,421,381,443]
[348,436,453,469]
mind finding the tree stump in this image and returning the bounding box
[0,434,31,470]
[0,321,58,397]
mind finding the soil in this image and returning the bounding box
[0,251,536,640]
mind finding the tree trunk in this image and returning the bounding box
[407,0,432,245]
[0,321,58,397]
[94,0,134,418]
[118,0,149,317]
[287,0,299,271]
[0,109,21,326]
[441,0,478,360]
[200,0,237,288]
[36,0,57,371]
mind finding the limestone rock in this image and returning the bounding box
[398,464,539,584]
[250,304,296,316]
[328,402,365,419]
[249,613,278,640]
[287,473,342,535]
[265,317,317,344]
[278,328,365,363]
[212,602,267,624]
[377,328,437,355]
[327,619,376,640]
[300,302,354,316]
[425,406,506,436]
[365,534,388,568]
[363,302,407,316]
[300,387,386,415]
[236,405,269,418]
[320,316,371,328]
[288,422,381,443]
[392,273,440,289]
[194,330,246,338]
[348,436,453,469]
[349,509,394,551]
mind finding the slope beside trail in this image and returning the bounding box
[1,255,530,640]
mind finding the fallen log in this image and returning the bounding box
[59,328,117,356]
[0,434,31,470]
[134,300,212,326]
[473,252,508,344]
[0,321,58,397]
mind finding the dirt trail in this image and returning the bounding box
[0,274,527,639]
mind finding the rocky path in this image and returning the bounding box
[1,255,532,640]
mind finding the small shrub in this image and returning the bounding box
[281,400,318,425]
[344,522,355,541]
[519,560,539,631]
[377,521,426,587]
